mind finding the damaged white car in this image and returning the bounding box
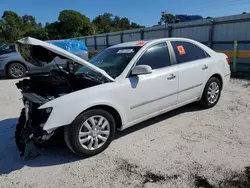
[15,37,231,157]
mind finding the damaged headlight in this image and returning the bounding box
[34,107,53,126]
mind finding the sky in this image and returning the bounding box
[0,0,250,27]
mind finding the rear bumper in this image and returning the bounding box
[223,73,231,88]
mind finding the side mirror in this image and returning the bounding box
[131,65,152,76]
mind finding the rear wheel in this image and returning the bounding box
[199,77,222,108]
[64,109,116,157]
[7,62,26,79]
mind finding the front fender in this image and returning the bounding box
[39,84,127,132]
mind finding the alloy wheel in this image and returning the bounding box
[10,64,26,78]
[207,82,220,104]
[78,115,110,151]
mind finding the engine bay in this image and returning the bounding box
[16,68,103,101]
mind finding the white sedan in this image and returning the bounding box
[15,37,231,157]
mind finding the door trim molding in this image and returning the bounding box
[130,83,203,109]
[179,83,203,93]
[130,91,177,109]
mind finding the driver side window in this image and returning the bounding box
[136,42,171,69]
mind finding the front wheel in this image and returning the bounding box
[199,77,222,108]
[64,109,116,157]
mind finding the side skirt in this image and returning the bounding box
[118,97,199,131]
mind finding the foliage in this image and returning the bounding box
[0,10,144,43]
[58,10,92,38]
[92,13,144,34]
[158,12,176,25]
[158,11,205,25]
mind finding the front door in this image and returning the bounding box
[124,42,179,122]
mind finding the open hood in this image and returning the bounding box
[16,37,115,82]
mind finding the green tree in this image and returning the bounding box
[93,13,144,34]
[58,10,92,38]
[45,21,62,39]
[130,22,143,29]
[22,14,36,26]
[2,11,24,42]
[158,11,175,25]
[0,10,144,43]
[0,19,6,43]
[93,13,113,33]
[25,27,48,40]
[119,17,130,29]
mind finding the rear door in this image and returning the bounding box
[170,41,211,104]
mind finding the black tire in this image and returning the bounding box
[199,77,222,109]
[7,62,27,79]
[64,109,116,157]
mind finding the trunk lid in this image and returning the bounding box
[15,37,115,82]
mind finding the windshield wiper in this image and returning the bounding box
[78,72,106,83]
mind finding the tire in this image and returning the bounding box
[64,109,116,157]
[199,77,222,108]
[7,62,27,79]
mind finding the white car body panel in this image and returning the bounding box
[19,37,230,132]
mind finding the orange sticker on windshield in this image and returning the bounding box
[177,45,186,55]
[136,41,146,46]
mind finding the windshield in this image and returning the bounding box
[75,46,141,78]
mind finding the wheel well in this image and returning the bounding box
[210,74,223,89]
[5,61,27,74]
[83,105,122,130]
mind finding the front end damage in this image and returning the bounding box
[15,71,106,156]
[15,85,58,156]
[14,37,114,156]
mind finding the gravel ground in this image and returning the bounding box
[0,78,250,188]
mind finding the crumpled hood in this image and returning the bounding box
[15,37,115,82]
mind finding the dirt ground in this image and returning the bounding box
[0,78,250,188]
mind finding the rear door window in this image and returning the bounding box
[171,41,209,64]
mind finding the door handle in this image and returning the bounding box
[167,74,176,80]
[202,65,208,70]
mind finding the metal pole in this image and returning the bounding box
[120,32,124,43]
[233,40,238,73]
[106,35,109,48]
[168,24,172,38]
[208,19,214,48]
[94,36,97,50]
[84,38,87,46]
[141,29,144,40]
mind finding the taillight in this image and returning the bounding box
[226,57,230,65]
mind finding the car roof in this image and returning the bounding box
[109,37,216,56]
[109,37,201,48]
[109,40,151,48]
